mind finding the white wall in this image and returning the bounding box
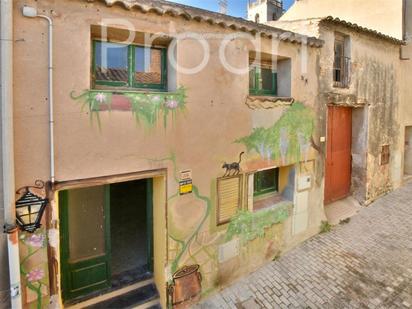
[281,0,403,40]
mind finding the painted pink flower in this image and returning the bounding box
[95,93,106,104]
[151,95,162,103]
[25,234,44,248]
[165,99,178,109]
[27,269,44,282]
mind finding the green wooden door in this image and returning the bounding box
[60,185,111,302]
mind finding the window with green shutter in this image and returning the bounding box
[253,168,279,196]
[93,40,167,91]
[249,64,277,96]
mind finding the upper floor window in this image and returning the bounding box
[333,33,350,88]
[249,63,277,96]
[93,40,167,91]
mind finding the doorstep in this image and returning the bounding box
[325,196,362,225]
[66,278,159,309]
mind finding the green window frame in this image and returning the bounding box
[249,65,277,96]
[92,40,167,91]
[253,168,279,197]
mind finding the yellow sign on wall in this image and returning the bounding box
[179,170,193,195]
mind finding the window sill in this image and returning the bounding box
[93,84,168,94]
[253,193,287,212]
[332,82,350,89]
[246,96,294,110]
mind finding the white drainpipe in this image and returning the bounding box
[22,6,55,183]
[43,13,55,184]
[1,0,23,308]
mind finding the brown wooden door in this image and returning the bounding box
[325,106,352,204]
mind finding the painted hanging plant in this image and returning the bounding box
[235,102,315,164]
[70,87,187,128]
[225,202,292,244]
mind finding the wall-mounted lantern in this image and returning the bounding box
[15,180,48,233]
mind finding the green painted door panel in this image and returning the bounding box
[60,185,111,302]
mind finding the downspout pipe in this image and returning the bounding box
[22,7,55,183]
[40,14,55,184]
[1,0,23,308]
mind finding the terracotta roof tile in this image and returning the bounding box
[85,0,324,47]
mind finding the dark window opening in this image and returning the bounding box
[254,168,279,196]
[333,35,350,88]
[249,63,277,96]
[381,145,390,165]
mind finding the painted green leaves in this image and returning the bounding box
[125,87,186,128]
[235,102,315,164]
[225,202,292,244]
[71,87,187,129]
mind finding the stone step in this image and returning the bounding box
[85,281,159,309]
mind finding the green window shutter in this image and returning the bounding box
[249,65,277,96]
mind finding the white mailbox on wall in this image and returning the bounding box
[297,174,312,191]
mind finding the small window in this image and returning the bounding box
[217,175,242,225]
[333,34,350,88]
[93,40,167,90]
[94,41,128,86]
[134,47,163,87]
[380,145,390,165]
[254,168,279,196]
[255,13,260,23]
[249,63,277,96]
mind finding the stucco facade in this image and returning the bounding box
[401,0,412,180]
[273,6,405,205]
[281,0,403,40]
[5,0,409,308]
[11,0,327,308]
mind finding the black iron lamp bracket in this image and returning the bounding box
[16,180,46,195]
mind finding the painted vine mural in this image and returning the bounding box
[236,102,315,164]
[149,102,316,307]
[16,97,316,308]
[225,202,292,244]
[19,229,49,309]
[70,87,187,128]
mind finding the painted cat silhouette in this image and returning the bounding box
[222,152,244,177]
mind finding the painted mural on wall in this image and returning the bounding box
[153,103,315,306]
[222,152,245,177]
[149,154,215,307]
[150,154,212,275]
[19,229,49,309]
[235,102,315,166]
[70,87,187,128]
[225,202,292,244]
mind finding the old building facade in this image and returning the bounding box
[6,0,327,307]
[0,0,409,308]
[271,1,407,205]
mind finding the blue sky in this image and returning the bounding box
[169,0,295,18]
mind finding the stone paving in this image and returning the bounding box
[197,182,412,309]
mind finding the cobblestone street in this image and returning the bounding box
[198,182,412,309]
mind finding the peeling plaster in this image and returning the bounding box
[47,229,59,249]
